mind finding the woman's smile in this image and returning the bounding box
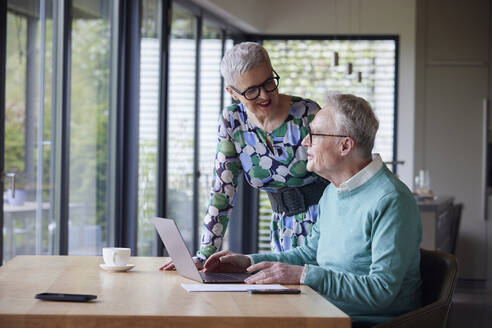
[256,98,272,109]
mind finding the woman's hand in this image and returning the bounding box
[203,250,251,273]
[159,257,203,271]
[244,261,304,284]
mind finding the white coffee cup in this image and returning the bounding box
[102,247,131,266]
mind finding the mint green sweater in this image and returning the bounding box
[250,166,422,324]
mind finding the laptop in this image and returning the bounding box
[152,217,252,283]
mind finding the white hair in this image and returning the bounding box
[325,93,379,158]
[220,42,271,86]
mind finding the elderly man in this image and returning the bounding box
[203,93,422,326]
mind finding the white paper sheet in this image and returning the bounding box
[181,283,287,292]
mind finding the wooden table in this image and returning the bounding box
[0,256,351,328]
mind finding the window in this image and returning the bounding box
[167,4,196,251]
[2,0,242,264]
[68,0,114,255]
[137,0,162,256]
[3,0,54,263]
[257,38,397,252]
[264,39,396,162]
[198,22,223,248]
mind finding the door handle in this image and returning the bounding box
[384,160,405,165]
[483,98,488,220]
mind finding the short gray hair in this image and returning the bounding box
[326,93,379,158]
[220,42,271,86]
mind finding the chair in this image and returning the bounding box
[373,249,458,328]
[449,203,463,255]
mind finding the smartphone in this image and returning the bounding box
[35,293,97,302]
[248,288,301,295]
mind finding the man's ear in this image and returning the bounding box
[225,86,239,102]
[339,137,355,157]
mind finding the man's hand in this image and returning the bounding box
[203,250,251,273]
[244,262,304,284]
[159,257,203,271]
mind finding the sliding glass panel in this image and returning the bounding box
[137,0,161,256]
[68,0,113,255]
[167,5,196,250]
[258,39,397,253]
[3,0,54,263]
[198,23,223,249]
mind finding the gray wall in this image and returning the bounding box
[415,0,490,280]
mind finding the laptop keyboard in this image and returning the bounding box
[199,272,252,283]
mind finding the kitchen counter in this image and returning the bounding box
[417,196,454,212]
[417,196,455,252]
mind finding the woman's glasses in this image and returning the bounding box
[230,70,280,100]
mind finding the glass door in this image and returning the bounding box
[68,0,114,255]
[3,0,54,263]
[198,23,229,250]
[137,0,162,256]
[2,0,117,263]
[167,4,196,251]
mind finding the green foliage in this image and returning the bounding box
[264,39,383,105]
[5,13,26,175]
[4,103,25,174]
[171,5,195,39]
[141,0,160,38]
[69,18,110,238]
[6,11,113,249]
[137,140,158,255]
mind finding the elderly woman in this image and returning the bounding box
[161,42,328,270]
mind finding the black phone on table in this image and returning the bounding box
[35,293,97,302]
[248,288,301,294]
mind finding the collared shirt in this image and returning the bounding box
[337,154,383,192]
[300,153,383,284]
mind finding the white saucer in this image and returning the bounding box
[99,263,135,272]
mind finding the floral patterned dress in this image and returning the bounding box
[196,96,322,261]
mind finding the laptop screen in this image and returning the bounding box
[152,217,203,282]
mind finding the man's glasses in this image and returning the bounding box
[230,70,280,100]
[307,126,349,145]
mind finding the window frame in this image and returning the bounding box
[52,0,72,255]
[113,0,141,252]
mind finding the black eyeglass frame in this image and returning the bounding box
[229,69,280,100]
[307,126,349,145]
